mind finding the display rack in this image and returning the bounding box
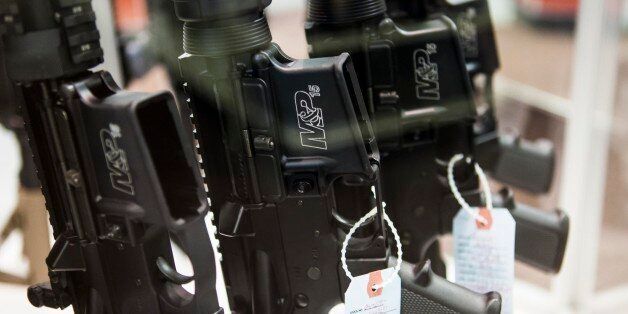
[500,0,625,313]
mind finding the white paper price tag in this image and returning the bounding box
[454,207,515,314]
[344,267,401,314]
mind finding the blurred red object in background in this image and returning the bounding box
[114,0,149,33]
[517,0,579,23]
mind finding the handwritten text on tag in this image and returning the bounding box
[454,207,515,314]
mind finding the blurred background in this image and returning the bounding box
[1,0,627,312]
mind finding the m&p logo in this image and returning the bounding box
[294,85,327,150]
[100,123,134,195]
[414,43,441,101]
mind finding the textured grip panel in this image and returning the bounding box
[402,288,457,313]
[397,259,501,314]
[492,135,555,193]
[512,205,569,273]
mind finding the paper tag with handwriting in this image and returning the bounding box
[344,268,400,314]
[454,207,515,314]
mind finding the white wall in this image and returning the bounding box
[93,0,124,85]
[267,0,306,14]
[0,125,28,280]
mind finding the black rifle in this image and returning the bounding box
[389,0,568,273]
[305,0,568,274]
[171,0,501,313]
[0,0,222,312]
[386,0,556,193]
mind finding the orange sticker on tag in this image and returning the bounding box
[367,270,383,298]
[476,207,493,230]
[344,267,401,313]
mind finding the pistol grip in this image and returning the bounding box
[398,259,501,314]
[495,135,555,193]
[477,133,555,194]
[512,204,569,273]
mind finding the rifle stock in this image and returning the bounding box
[1,1,222,312]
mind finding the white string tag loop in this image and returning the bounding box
[447,154,493,226]
[340,201,402,291]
